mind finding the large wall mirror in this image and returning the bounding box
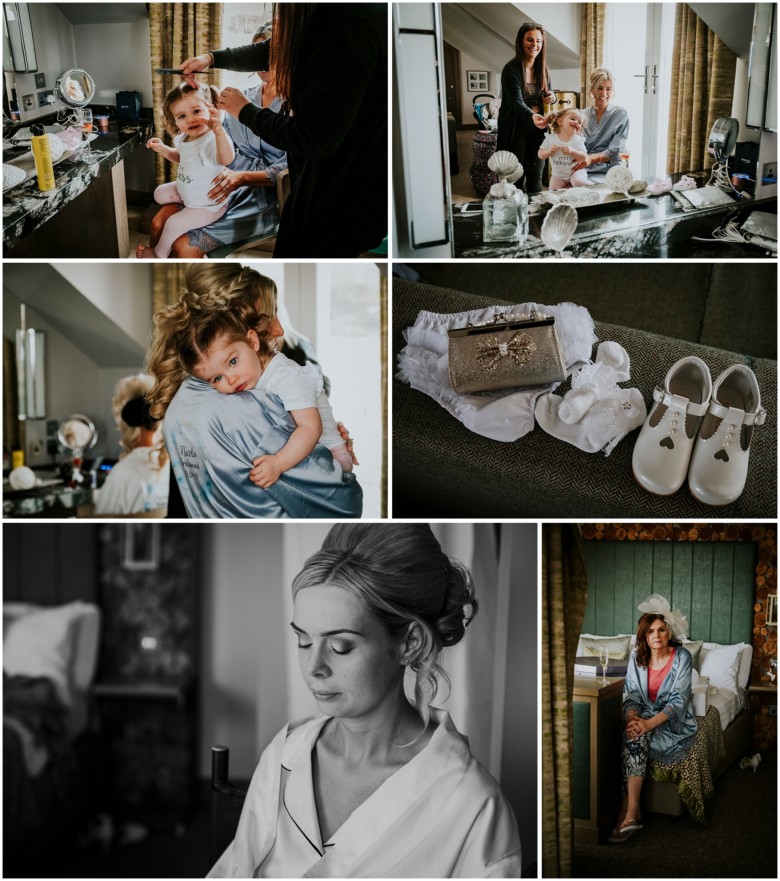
[746,2,777,131]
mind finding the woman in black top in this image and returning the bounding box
[497,23,555,194]
[180,3,386,258]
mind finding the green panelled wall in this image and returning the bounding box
[580,541,756,643]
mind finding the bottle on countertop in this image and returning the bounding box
[29,124,56,192]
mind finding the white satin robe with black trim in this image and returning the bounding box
[208,709,522,878]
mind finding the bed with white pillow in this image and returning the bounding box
[3,601,102,868]
[575,633,752,818]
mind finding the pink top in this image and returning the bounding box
[647,647,675,702]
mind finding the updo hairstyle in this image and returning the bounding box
[145,264,278,423]
[111,373,157,457]
[589,67,615,102]
[291,523,478,727]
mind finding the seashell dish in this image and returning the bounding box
[488,150,523,184]
[605,165,634,195]
[541,203,578,256]
[3,163,27,191]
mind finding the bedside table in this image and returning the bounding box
[747,683,778,751]
[572,675,625,845]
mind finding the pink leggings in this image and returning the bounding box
[549,169,589,190]
[153,182,228,258]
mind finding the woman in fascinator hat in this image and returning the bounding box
[608,594,697,843]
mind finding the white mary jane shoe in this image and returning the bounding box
[688,365,766,506]
[632,357,712,495]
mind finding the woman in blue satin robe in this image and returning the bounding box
[573,68,630,177]
[164,377,362,519]
[609,612,696,842]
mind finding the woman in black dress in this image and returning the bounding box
[181,3,386,258]
[497,23,555,194]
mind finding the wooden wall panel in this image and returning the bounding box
[582,537,755,644]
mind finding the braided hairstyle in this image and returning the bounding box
[291,524,478,729]
[145,264,278,425]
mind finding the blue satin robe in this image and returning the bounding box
[163,377,362,519]
[581,104,630,175]
[623,646,697,763]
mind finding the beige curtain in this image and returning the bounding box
[542,525,589,878]
[152,264,188,313]
[667,4,737,174]
[579,4,606,108]
[149,3,223,185]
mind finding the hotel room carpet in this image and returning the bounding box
[573,753,777,877]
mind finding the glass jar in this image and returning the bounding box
[483,181,521,242]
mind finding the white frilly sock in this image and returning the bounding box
[535,341,647,456]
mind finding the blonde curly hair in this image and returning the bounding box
[545,107,583,133]
[145,264,278,426]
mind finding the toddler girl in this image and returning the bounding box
[137,83,235,259]
[538,108,588,190]
[176,304,353,488]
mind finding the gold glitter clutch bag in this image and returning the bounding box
[447,311,566,395]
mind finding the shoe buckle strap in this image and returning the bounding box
[708,401,767,426]
[653,386,709,417]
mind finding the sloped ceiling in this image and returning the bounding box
[2,264,145,366]
[54,3,148,25]
[442,3,580,71]
[689,3,756,59]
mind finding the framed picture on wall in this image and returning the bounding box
[467,70,489,92]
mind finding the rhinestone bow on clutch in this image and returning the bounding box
[448,311,566,395]
[476,332,537,370]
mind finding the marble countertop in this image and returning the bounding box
[3,482,94,518]
[454,172,777,259]
[3,120,151,251]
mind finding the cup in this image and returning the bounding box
[95,114,109,133]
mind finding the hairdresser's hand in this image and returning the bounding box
[180,54,212,89]
[218,87,251,118]
[208,169,244,203]
[337,422,359,466]
[146,137,167,154]
[532,112,548,130]
[250,454,283,489]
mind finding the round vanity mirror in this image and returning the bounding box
[54,68,95,108]
[58,414,98,453]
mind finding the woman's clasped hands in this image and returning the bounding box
[625,714,652,740]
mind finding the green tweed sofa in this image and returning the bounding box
[392,277,777,518]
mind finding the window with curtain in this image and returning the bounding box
[220,2,273,92]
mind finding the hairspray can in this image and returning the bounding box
[30,124,56,192]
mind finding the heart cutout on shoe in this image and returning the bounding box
[714,448,730,462]
[659,436,675,450]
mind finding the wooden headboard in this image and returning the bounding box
[2,524,98,604]
[580,539,756,644]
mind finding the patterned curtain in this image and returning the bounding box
[152,264,188,313]
[579,4,606,108]
[542,525,589,878]
[149,3,223,185]
[667,4,737,174]
[380,270,387,517]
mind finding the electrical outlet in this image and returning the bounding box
[770,704,777,717]
[22,93,34,110]
[34,72,46,89]
[762,162,777,183]
[30,440,44,458]
[37,90,54,108]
